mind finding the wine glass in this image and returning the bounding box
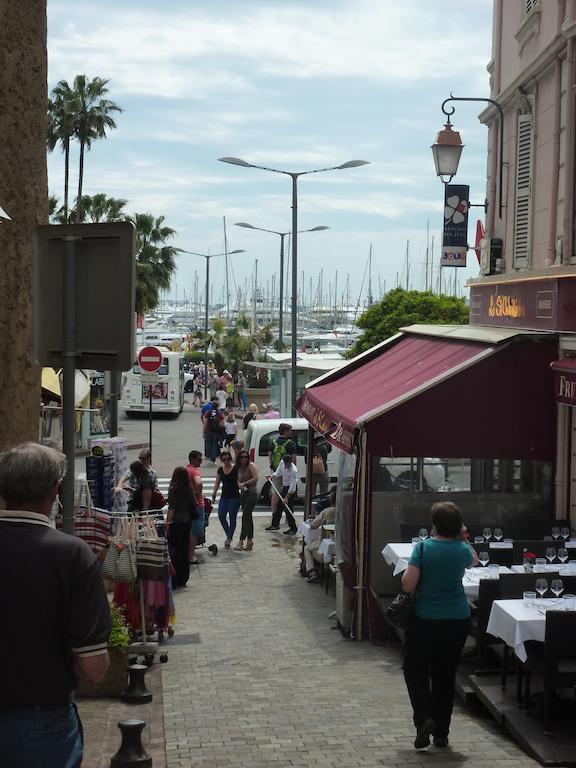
[535,578,548,600]
[551,526,561,540]
[419,528,428,541]
[483,527,492,542]
[493,527,503,542]
[561,526,571,541]
[546,547,556,564]
[479,551,490,568]
[558,547,568,565]
[551,579,564,604]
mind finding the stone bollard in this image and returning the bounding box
[110,719,152,767]
[121,664,153,704]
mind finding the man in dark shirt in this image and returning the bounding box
[0,442,111,767]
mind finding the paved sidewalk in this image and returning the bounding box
[156,518,537,768]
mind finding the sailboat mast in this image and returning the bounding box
[367,244,373,306]
[223,216,230,326]
[405,240,410,290]
[425,220,430,291]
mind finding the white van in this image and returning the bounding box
[243,417,340,503]
[120,348,185,417]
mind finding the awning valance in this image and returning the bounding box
[297,332,558,460]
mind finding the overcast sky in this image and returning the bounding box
[47,0,493,309]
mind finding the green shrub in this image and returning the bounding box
[108,603,130,649]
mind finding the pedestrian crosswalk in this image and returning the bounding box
[156,477,271,517]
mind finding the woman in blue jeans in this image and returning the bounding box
[401,502,478,750]
[212,451,240,548]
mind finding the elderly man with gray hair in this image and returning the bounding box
[0,442,111,768]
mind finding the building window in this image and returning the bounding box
[513,113,534,268]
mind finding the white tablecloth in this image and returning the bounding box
[510,563,576,575]
[296,521,322,544]
[486,599,552,661]
[462,566,512,599]
[318,538,336,564]
[382,542,416,576]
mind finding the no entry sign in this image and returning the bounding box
[138,346,163,373]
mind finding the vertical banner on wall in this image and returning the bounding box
[441,184,469,267]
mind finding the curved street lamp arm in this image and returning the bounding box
[441,93,504,220]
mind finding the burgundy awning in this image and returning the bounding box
[297,333,557,459]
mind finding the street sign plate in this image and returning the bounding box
[138,346,163,372]
[141,372,160,384]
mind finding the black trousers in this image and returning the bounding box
[403,616,469,737]
[240,492,258,539]
[168,521,192,587]
[271,486,296,529]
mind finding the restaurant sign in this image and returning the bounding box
[297,396,356,453]
[469,277,576,332]
[441,184,469,268]
[551,359,576,406]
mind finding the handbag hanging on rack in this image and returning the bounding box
[386,541,424,629]
[137,516,168,582]
[103,517,138,583]
[56,480,111,554]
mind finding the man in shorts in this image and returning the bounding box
[186,450,205,564]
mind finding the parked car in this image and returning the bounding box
[243,417,340,504]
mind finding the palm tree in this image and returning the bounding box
[70,75,122,222]
[47,80,76,221]
[73,193,127,223]
[131,213,178,315]
[219,313,274,372]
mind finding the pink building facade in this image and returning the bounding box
[470,0,576,521]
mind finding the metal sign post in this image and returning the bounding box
[138,347,163,463]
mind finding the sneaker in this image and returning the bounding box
[433,736,449,748]
[265,525,280,531]
[414,718,435,750]
[283,528,297,535]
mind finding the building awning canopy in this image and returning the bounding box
[296,330,557,460]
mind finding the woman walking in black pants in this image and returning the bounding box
[167,466,197,587]
[401,502,478,749]
[234,450,259,551]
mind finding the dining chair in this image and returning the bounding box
[523,611,576,733]
[498,572,559,692]
[474,542,513,567]
[399,524,429,543]
[513,540,560,563]
[468,577,502,670]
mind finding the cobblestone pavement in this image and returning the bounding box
[156,517,538,768]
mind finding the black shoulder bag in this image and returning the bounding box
[385,541,424,629]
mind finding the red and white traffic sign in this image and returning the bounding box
[138,346,163,373]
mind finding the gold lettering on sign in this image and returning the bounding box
[488,293,526,319]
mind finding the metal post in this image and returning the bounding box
[148,386,153,463]
[290,174,299,416]
[278,233,285,349]
[62,235,79,535]
[305,425,314,519]
[204,255,209,401]
[109,370,120,437]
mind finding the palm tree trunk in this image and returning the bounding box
[0,0,47,450]
[63,136,70,222]
[76,132,85,222]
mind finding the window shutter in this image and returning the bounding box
[513,113,533,268]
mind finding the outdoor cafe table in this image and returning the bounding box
[382,542,511,600]
[296,520,322,545]
[318,537,336,564]
[510,563,576,576]
[486,599,555,662]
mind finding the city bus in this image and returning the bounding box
[120,348,185,417]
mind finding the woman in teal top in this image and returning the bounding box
[401,502,478,750]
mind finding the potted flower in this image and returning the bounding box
[75,603,130,698]
[523,549,536,573]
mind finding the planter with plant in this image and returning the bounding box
[75,603,130,698]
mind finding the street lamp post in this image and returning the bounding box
[177,248,245,400]
[234,222,329,349]
[432,93,504,219]
[219,157,369,414]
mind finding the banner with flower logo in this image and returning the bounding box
[441,184,469,267]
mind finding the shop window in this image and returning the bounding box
[372,456,552,497]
